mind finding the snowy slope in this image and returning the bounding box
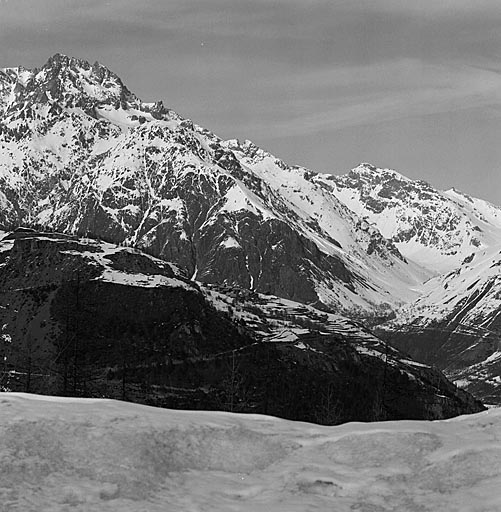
[1,393,500,512]
[393,243,501,329]
[381,243,501,403]
[320,166,501,403]
[224,140,432,310]
[324,164,501,273]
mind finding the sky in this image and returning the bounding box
[1,0,501,204]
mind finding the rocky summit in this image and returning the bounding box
[326,164,501,274]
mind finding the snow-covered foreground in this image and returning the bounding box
[0,394,500,512]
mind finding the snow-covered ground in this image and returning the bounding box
[0,394,500,511]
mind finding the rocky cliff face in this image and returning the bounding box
[0,54,431,314]
[0,230,484,422]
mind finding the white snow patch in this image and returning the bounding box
[97,269,193,290]
[221,237,241,249]
[400,358,431,368]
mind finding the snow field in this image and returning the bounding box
[0,394,500,511]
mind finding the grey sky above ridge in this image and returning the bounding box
[1,0,501,204]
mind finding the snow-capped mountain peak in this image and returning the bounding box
[325,163,501,273]
[0,53,141,121]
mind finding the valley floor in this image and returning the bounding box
[0,393,500,511]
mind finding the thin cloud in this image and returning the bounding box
[358,0,501,16]
[235,60,501,138]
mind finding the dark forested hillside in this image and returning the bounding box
[0,230,484,423]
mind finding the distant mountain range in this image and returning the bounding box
[0,54,500,405]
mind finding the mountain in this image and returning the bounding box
[325,164,501,273]
[1,53,500,406]
[317,164,501,404]
[0,54,430,315]
[378,243,501,404]
[0,229,483,422]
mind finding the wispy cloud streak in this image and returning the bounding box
[246,60,501,138]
